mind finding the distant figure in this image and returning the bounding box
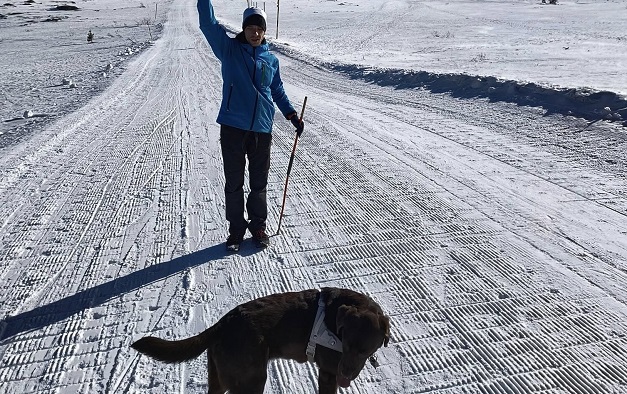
[87,30,94,43]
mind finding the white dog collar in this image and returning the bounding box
[306,293,343,362]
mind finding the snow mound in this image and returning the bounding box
[273,42,627,127]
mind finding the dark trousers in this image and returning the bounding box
[220,125,272,235]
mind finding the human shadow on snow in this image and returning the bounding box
[0,244,228,342]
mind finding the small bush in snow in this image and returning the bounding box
[471,53,487,63]
[432,31,454,39]
[137,17,152,26]
[54,5,80,11]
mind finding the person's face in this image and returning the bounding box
[245,25,265,47]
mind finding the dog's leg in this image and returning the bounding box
[221,370,267,394]
[229,386,265,394]
[213,345,269,394]
[207,356,226,394]
[318,370,339,394]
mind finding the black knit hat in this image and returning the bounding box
[242,7,267,31]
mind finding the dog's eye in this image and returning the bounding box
[345,342,369,356]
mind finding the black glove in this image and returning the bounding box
[288,113,304,136]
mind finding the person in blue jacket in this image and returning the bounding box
[198,0,304,252]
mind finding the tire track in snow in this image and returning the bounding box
[2,108,177,316]
[2,0,627,392]
[264,51,627,392]
[0,1,224,392]
[0,111,185,392]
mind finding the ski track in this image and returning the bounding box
[1,0,627,392]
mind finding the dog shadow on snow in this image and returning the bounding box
[0,243,230,342]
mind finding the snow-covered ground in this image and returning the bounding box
[0,0,167,147]
[1,0,627,393]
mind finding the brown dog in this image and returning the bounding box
[131,287,390,393]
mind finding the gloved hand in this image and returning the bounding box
[288,113,304,136]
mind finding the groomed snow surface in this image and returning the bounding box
[1,0,627,393]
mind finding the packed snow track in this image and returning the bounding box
[1,0,627,393]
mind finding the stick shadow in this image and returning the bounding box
[0,243,227,342]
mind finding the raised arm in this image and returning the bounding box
[197,0,232,59]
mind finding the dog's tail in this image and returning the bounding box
[131,329,212,363]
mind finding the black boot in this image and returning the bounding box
[226,230,246,252]
[251,228,270,248]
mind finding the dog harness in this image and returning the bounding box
[306,293,343,362]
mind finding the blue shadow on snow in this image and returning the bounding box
[0,244,227,342]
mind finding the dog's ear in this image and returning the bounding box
[336,305,353,336]
[380,315,390,347]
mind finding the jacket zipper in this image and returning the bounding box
[226,83,233,111]
[249,47,258,130]
[250,93,258,130]
[251,47,257,84]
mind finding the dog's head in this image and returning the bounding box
[335,305,390,388]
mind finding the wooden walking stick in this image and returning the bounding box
[276,96,307,235]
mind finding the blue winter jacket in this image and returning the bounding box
[198,0,296,133]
